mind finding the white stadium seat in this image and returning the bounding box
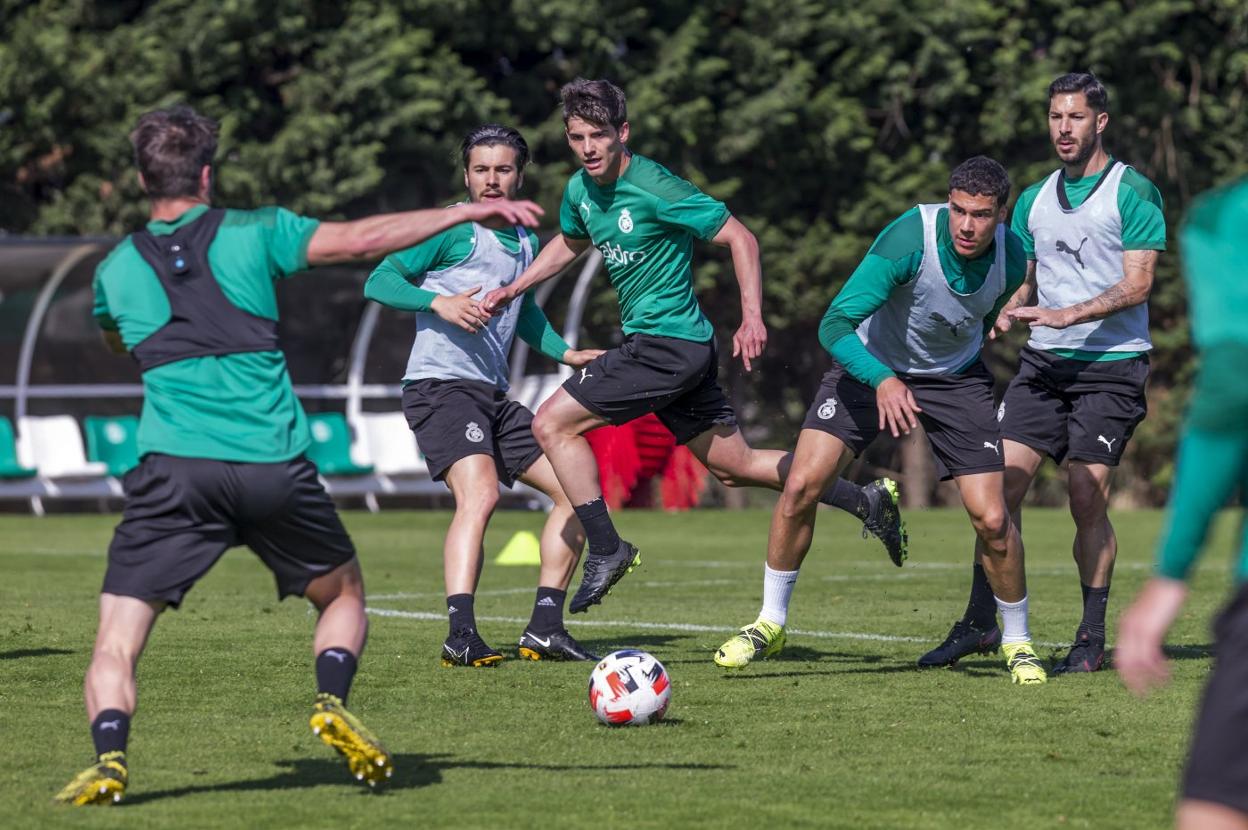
[17,416,109,478]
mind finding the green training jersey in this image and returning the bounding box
[559,154,730,342]
[1011,157,1166,361]
[819,206,1027,387]
[93,204,319,463]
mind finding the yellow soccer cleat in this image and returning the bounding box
[1004,641,1048,685]
[54,751,128,806]
[310,694,394,788]
[714,618,786,668]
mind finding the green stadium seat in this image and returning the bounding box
[0,416,37,479]
[307,413,374,476]
[83,415,141,476]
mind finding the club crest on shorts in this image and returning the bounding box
[618,208,634,233]
[465,422,484,443]
[997,401,1005,422]
[817,397,838,420]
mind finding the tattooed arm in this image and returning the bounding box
[1008,249,1158,330]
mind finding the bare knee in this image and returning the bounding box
[306,558,365,611]
[971,506,1010,550]
[1068,486,1106,528]
[778,473,823,519]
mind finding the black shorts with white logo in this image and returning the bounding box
[102,454,356,608]
[999,346,1149,466]
[801,360,1004,481]
[401,378,542,487]
[1182,582,1248,815]
[561,333,737,445]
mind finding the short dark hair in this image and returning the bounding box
[1048,72,1109,114]
[560,79,627,130]
[460,124,529,170]
[948,155,1011,208]
[129,105,218,199]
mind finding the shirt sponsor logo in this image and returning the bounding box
[618,208,634,233]
[598,241,647,267]
[817,397,838,420]
[465,422,485,443]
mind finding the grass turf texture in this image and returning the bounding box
[1,508,1236,829]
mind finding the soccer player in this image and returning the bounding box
[365,124,603,667]
[717,157,1046,684]
[483,79,906,614]
[54,105,543,805]
[923,72,1166,673]
[1116,178,1248,830]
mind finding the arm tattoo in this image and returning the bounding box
[1062,249,1158,325]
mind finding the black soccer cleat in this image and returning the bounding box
[517,628,599,662]
[1052,630,1106,675]
[861,477,908,567]
[568,540,641,614]
[918,619,1002,668]
[441,627,504,667]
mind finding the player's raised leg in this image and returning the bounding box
[715,428,853,668]
[1054,460,1115,673]
[514,455,598,660]
[532,388,640,614]
[306,558,392,787]
[438,454,505,667]
[921,439,1042,667]
[55,594,162,805]
[954,471,1045,685]
[687,424,907,566]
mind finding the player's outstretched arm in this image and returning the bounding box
[481,233,588,312]
[306,200,544,266]
[1008,250,1157,330]
[711,217,765,372]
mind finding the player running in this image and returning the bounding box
[923,72,1166,674]
[716,157,1047,685]
[483,79,905,615]
[1117,177,1248,830]
[54,106,542,805]
[365,124,602,668]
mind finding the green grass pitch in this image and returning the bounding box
[1,507,1237,829]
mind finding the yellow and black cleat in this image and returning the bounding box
[54,751,128,806]
[310,693,394,788]
[441,628,504,667]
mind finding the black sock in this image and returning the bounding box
[1078,584,1110,642]
[315,648,358,704]
[527,587,566,635]
[819,478,869,519]
[573,498,621,557]
[962,563,997,629]
[447,593,476,633]
[91,709,131,759]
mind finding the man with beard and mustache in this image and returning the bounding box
[920,72,1166,675]
[365,124,603,667]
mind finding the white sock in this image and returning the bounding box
[759,565,800,626]
[995,594,1030,644]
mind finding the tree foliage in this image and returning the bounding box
[3,0,1246,504]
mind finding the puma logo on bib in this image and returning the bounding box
[1055,236,1088,269]
[465,422,484,443]
[929,311,974,337]
[817,397,838,420]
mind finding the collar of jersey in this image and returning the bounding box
[146,203,211,236]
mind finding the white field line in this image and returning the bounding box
[365,606,1071,649]
[369,578,738,602]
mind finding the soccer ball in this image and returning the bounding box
[587,649,671,726]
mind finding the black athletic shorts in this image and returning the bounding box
[999,346,1149,466]
[102,454,356,608]
[401,378,542,487]
[1182,582,1248,814]
[801,360,1004,481]
[561,333,737,445]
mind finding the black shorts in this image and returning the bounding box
[1182,582,1248,814]
[103,454,356,608]
[401,379,542,487]
[999,346,1149,466]
[801,361,1004,481]
[561,333,737,445]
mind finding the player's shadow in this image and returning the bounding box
[123,753,730,805]
[0,647,73,660]
[1160,643,1214,660]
